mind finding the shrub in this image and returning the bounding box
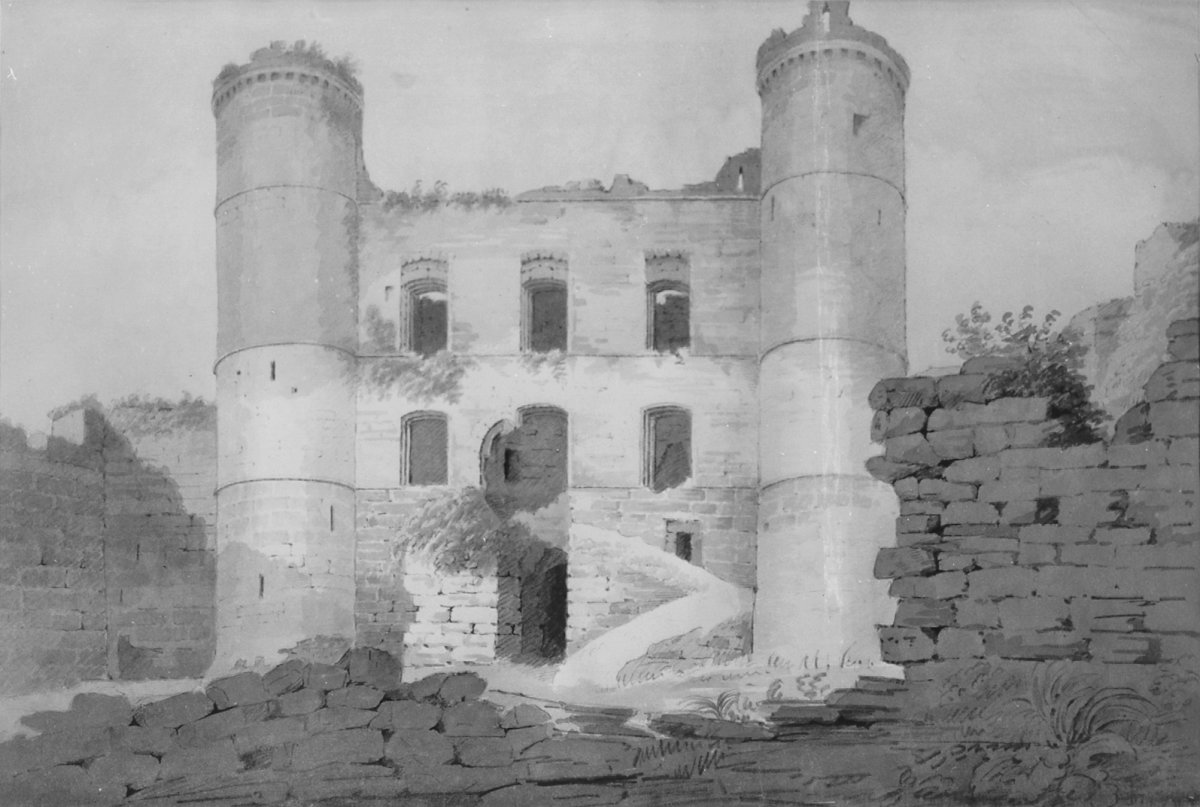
[382,181,512,213]
[942,302,1108,445]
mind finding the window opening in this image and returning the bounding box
[526,281,567,353]
[329,505,334,531]
[853,113,867,135]
[270,360,276,381]
[646,407,692,492]
[675,532,693,562]
[258,574,265,599]
[648,282,690,353]
[405,413,448,485]
[409,285,448,356]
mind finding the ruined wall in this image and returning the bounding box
[0,418,108,694]
[355,197,761,657]
[1069,220,1199,419]
[103,403,217,679]
[867,318,1199,685]
[0,402,218,694]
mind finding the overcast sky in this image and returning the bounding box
[1,0,1197,432]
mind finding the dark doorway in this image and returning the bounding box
[520,548,568,661]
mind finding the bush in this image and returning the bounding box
[942,302,1108,445]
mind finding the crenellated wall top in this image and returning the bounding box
[756,1,909,97]
[211,41,363,115]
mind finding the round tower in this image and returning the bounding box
[754,2,909,667]
[211,43,361,671]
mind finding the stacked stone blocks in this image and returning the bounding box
[0,648,676,805]
[868,318,1199,674]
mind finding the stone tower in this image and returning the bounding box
[211,44,361,670]
[754,2,909,665]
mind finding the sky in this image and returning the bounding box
[1,0,1197,432]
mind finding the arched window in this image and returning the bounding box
[647,281,690,353]
[644,406,691,492]
[521,253,568,353]
[403,412,448,485]
[645,251,690,353]
[405,279,448,356]
[400,258,449,356]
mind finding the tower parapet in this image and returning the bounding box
[210,42,361,671]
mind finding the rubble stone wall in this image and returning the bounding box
[867,318,1199,684]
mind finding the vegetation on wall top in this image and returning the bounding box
[217,40,360,91]
[47,392,215,435]
[943,303,1108,445]
[381,181,512,213]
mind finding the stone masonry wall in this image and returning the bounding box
[867,318,1199,682]
[0,402,217,695]
[0,418,108,695]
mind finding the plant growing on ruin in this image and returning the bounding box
[382,180,512,213]
[403,487,540,574]
[684,690,754,723]
[217,40,359,90]
[360,350,472,404]
[943,302,1108,445]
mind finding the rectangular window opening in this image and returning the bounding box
[270,360,276,381]
[258,574,265,599]
[410,289,448,356]
[647,408,692,492]
[853,113,867,135]
[649,286,690,353]
[527,284,567,353]
[406,416,449,485]
[674,532,693,562]
[329,505,334,532]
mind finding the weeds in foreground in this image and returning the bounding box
[684,690,754,723]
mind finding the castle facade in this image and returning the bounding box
[210,1,910,677]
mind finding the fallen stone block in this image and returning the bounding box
[232,716,307,755]
[287,764,401,802]
[886,433,942,467]
[304,663,349,692]
[134,691,214,729]
[865,455,923,484]
[998,596,1070,631]
[326,685,384,710]
[873,547,936,579]
[159,739,242,780]
[289,728,383,771]
[936,374,992,407]
[20,693,132,734]
[270,688,324,717]
[206,671,269,711]
[126,770,289,805]
[384,729,455,767]
[108,725,176,757]
[960,355,1023,376]
[263,660,307,696]
[917,478,976,502]
[441,701,504,736]
[500,703,553,729]
[337,647,402,690]
[954,598,1000,629]
[928,428,974,460]
[439,671,487,703]
[1088,633,1161,664]
[398,672,449,702]
[0,725,111,775]
[176,703,269,748]
[868,377,938,410]
[305,706,376,734]
[370,700,441,731]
